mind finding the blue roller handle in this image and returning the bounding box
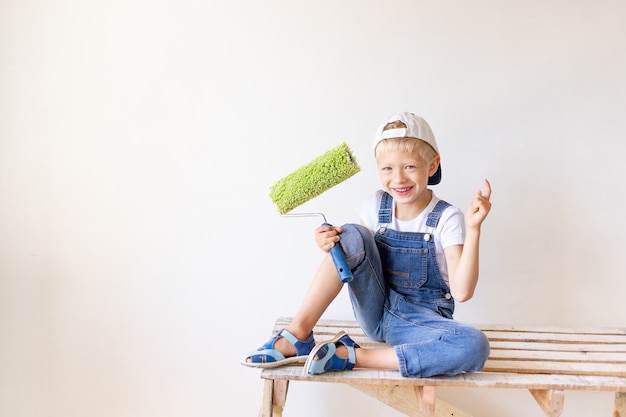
[323,222,353,283]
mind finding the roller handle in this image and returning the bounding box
[323,223,353,283]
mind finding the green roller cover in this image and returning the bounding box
[270,142,361,214]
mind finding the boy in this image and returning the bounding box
[242,112,492,377]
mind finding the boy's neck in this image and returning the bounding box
[394,190,433,221]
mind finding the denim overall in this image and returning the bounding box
[338,193,490,377]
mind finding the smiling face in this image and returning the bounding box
[375,138,440,219]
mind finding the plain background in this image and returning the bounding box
[2,1,625,416]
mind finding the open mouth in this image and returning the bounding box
[393,187,413,196]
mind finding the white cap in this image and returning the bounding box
[373,112,442,185]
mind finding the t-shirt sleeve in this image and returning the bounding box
[356,191,383,231]
[439,206,465,248]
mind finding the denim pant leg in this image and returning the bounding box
[338,224,387,342]
[384,296,491,377]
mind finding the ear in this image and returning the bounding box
[429,155,441,176]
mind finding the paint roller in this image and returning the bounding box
[269,142,361,283]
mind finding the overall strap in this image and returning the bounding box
[425,200,451,228]
[378,192,393,224]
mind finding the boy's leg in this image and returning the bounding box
[269,254,344,357]
[385,309,490,377]
[288,223,387,345]
[247,223,385,361]
[298,224,404,373]
[339,224,388,342]
[287,255,344,337]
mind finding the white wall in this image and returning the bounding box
[1,1,625,416]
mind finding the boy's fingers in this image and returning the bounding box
[482,178,492,200]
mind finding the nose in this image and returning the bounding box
[392,170,406,183]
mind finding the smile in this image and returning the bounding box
[393,187,413,195]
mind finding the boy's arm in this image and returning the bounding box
[445,179,492,302]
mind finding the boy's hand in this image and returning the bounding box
[467,179,492,229]
[315,225,343,252]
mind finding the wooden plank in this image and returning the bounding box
[483,330,626,344]
[275,317,626,338]
[615,392,626,417]
[275,316,626,346]
[416,385,437,415]
[490,340,626,353]
[483,359,626,376]
[347,383,472,417]
[273,380,289,410]
[259,379,274,417]
[529,389,565,417]
[261,366,626,391]
[294,317,626,336]
[258,379,289,417]
[477,323,626,335]
[489,348,626,363]
[275,316,365,333]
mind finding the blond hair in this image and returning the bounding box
[375,121,438,162]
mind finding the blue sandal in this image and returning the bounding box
[304,331,360,375]
[241,328,315,369]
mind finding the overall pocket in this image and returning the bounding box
[377,241,428,290]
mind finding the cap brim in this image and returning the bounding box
[428,164,442,185]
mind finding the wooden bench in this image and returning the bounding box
[258,316,626,417]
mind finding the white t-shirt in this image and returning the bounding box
[356,190,465,286]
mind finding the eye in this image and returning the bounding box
[405,165,416,170]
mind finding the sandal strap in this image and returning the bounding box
[248,348,286,363]
[276,329,297,346]
[273,328,315,356]
[243,328,315,367]
[344,341,357,370]
[305,332,360,374]
[339,334,359,370]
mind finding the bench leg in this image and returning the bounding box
[348,383,471,417]
[614,392,626,417]
[529,389,565,417]
[259,379,289,417]
[415,385,437,415]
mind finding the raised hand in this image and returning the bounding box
[467,179,492,229]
